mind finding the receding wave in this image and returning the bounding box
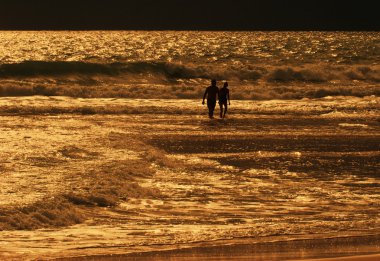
[1,61,379,82]
[0,139,167,230]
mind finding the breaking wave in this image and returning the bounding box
[0,136,168,230]
[0,61,379,100]
[1,61,379,83]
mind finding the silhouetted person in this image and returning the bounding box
[219,81,230,118]
[202,79,219,118]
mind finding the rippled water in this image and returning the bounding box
[0,31,379,99]
[1,31,379,64]
[0,96,379,259]
[0,31,379,259]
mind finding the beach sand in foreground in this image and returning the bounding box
[55,235,380,261]
[302,254,380,260]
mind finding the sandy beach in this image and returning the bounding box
[54,235,380,260]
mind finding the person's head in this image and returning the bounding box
[223,82,228,88]
[211,79,217,86]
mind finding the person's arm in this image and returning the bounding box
[228,90,230,105]
[202,88,208,104]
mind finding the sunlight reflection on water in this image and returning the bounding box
[0,96,379,259]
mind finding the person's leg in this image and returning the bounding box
[210,100,216,118]
[208,99,216,118]
[219,102,223,118]
[207,99,212,118]
[223,102,228,118]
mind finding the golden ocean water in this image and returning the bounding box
[0,31,379,99]
[0,31,379,259]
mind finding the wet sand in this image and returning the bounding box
[303,254,380,261]
[56,235,380,260]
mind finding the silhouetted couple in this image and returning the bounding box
[202,79,230,119]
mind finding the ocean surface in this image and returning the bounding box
[0,31,379,259]
[0,31,379,99]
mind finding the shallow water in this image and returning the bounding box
[0,96,379,259]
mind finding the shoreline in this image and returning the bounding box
[301,254,380,261]
[54,234,380,260]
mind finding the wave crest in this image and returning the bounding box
[1,61,379,83]
[267,66,380,83]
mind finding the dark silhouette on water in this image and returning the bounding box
[202,79,219,118]
[219,81,230,118]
